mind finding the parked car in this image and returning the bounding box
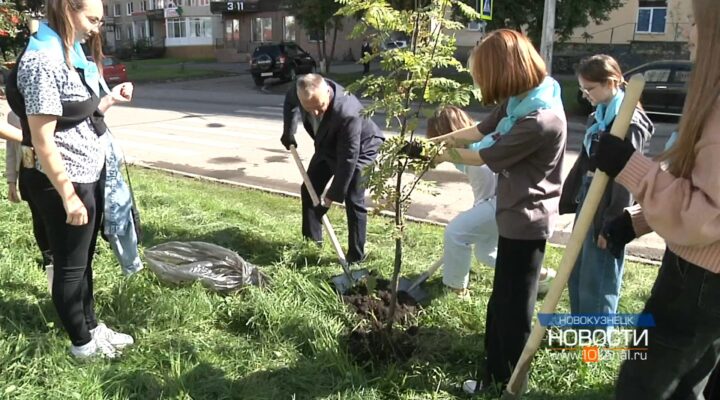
[381,40,408,50]
[86,55,128,86]
[102,56,128,85]
[577,60,692,117]
[250,43,316,87]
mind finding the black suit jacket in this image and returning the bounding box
[282,79,384,202]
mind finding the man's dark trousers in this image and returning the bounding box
[300,157,366,263]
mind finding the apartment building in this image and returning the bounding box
[209,0,362,63]
[568,0,692,44]
[102,0,222,58]
[101,0,364,61]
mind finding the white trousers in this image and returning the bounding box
[442,197,498,289]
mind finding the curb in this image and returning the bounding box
[130,161,663,267]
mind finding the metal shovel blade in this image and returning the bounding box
[397,276,429,303]
[331,268,370,294]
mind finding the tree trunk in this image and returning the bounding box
[386,162,404,331]
[328,21,340,73]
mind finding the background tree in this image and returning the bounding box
[458,0,623,44]
[0,2,25,62]
[283,0,342,73]
[337,0,481,328]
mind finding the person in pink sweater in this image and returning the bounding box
[594,0,720,398]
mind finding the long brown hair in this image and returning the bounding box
[426,106,475,138]
[46,0,104,70]
[469,29,547,105]
[660,0,720,178]
[577,54,624,88]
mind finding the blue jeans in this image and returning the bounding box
[616,250,720,399]
[568,176,625,316]
[104,134,143,275]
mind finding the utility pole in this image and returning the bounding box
[540,0,556,75]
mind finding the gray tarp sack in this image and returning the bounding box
[145,241,268,292]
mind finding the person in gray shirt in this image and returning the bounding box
[426,29,567,395]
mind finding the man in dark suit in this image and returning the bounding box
[280,74,384,263]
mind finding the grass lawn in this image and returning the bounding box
[0,151,658,399]
[124,58,236,83]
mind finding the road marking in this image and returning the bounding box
[149,123,274,140]
[233,108,281,116]
[115,139,199,156]
[114,128,237,148]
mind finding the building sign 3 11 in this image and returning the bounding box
[227,1,244,11]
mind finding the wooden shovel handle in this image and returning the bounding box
[289,146,350,270]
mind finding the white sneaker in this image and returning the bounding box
[538,267,557,295]
[70,338,117,359]
[91,323,134,349]
[45,264,54,295]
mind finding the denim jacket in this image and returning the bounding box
[104,133,143,275]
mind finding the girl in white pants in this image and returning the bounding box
[427,107,498,292]
[427,106,555,295]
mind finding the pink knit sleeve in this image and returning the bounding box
[624,204,652,237]
[615,143,720,247]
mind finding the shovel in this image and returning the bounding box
[397,258,443,303]
[500,74,646,399]
[289,146,369,294]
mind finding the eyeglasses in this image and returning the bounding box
[580,85,599,94]
[85,15,104,28]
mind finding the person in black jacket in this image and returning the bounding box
[280,74,384,263]
[560,54,654,322]
[361,39,371,74]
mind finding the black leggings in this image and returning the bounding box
[19,167,53,267]
[23,168,104,346]
[484,235,546,384]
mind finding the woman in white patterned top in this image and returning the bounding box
[8,0,136,359]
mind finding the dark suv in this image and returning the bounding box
[250,43,317,86]
[577,60,692,117]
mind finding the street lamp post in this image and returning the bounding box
[540,0,556,75]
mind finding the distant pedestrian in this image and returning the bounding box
[361,39,371,74]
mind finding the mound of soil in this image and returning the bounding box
[342,278,418,325]
[341,277,421,364]
[347,325,419,364]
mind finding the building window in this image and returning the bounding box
[637,7,667,33]
[126,23,134,40]
[114,26,122,40]
[126,1,134,15]
[308,28,324,42]
[114,3,121,16]
[148,21,154,37]
[283,16,295,42]
[134,21,147,38]
[251,17,272,42]
[167,18,187,38]
[189,17,212,37]
[103,5,108,15]
[140,0,146,11]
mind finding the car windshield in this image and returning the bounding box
[255,46,280,57]
[102,58,117,66]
